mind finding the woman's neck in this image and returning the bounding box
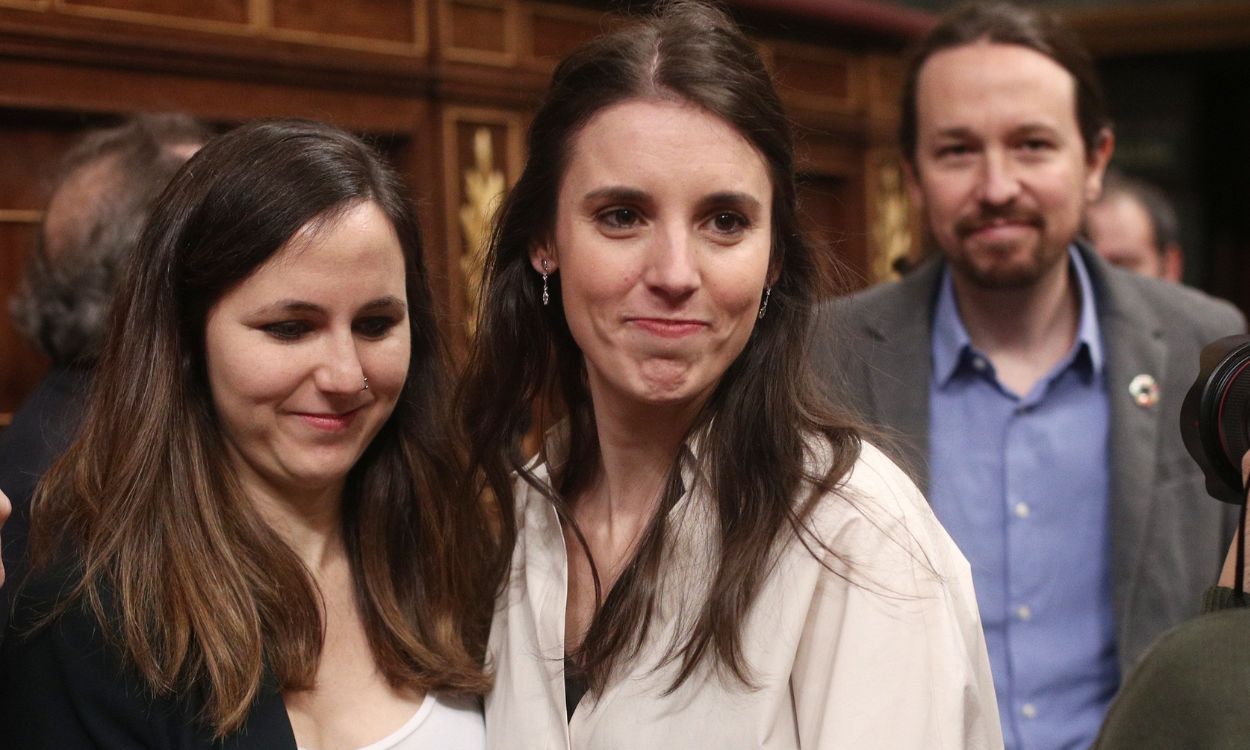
[577,377,706,539]
[232,460,347,574]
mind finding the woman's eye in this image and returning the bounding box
[709,211,748,235]
[354,316,401,339]
[596,207,641,231]
[262,321,311,341]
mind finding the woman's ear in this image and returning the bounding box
[529,241,558,274]
[765,254,781,288]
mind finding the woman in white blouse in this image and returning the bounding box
[458,2,1002,748]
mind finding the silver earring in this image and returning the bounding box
[541,258,550,306]
[361,377,369,391]
[757,286,770,320]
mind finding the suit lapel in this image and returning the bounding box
[860,260,941,493]
[1085,245,1167,629]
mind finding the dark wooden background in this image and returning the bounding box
[0,0,925,424]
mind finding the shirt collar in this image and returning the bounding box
[932,244,1104,387]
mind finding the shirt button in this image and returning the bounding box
[1013,502,1030,519]
[1021,703,1038,719]
[1016,605,1032,621]
[971,356,988,371]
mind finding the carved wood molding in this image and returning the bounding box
[1066,2,1250,57]
[0,209,42,224]
[4,0,432,55]
[865,149,914,283]
[440,106,525,337]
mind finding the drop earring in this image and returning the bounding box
[757,286,770,320]
[541,258,550,306]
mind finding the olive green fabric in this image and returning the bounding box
[1094,587,1250,749]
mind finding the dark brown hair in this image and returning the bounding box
[458,0,861,693]
[28,119,494,736]
[11,113,212,366]
[899,1,1111,162]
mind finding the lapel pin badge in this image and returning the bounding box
[1129,373,1160,409]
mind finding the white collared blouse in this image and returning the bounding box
[484,439,1003,749]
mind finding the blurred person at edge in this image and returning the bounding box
[1095,451,1250,749]
[457,2,1001,748]
[810,3,1245,749]
[1085,170,1184,283]
[0,487,9,587]
[0,120,497,750]
[0,114,211,638]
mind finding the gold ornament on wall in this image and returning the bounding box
[459,127,507,337]
[870,158,913,282]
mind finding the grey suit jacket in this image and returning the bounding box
[811,242,1246,675]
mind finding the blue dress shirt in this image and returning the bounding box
[929,247,1118,750]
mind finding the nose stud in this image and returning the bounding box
[362,377,369,391]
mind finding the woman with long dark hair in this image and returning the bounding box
[460,2,1001,747]
[0,120,494,749]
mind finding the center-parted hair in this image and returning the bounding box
[28,119,495,737]
[458,0,861,694]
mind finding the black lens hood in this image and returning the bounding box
[1181,334,1250,504]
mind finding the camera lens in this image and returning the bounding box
[1181,334,1250,504]
[1216,358,1250,463]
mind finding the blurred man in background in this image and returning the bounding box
[1086,170,1184,282]
[813,3,1243,748]
[0,113,210,634]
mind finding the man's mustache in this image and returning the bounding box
[955,209,1044,238]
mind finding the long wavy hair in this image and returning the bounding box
[28,119,495,736]
[459,1,862,693]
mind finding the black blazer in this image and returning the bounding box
[0,566,298,749]
[0,366,90,639]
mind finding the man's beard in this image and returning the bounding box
[941,206,1065,290]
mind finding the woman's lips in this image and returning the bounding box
[628,318,709,338]
[294,407,361,432]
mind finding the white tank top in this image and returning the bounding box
[298,692,485,750]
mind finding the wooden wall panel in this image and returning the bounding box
[0,222,49,421]
[61,0,248,25]
[273,0,412,42]
[767,41,863,116]
[521,2,601,70]
[797,174,866,296]
[441,0,516,65]
[271,0,427,53]
[865,53,903,125]
[796,129,869,295]
[0,125,81,211]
